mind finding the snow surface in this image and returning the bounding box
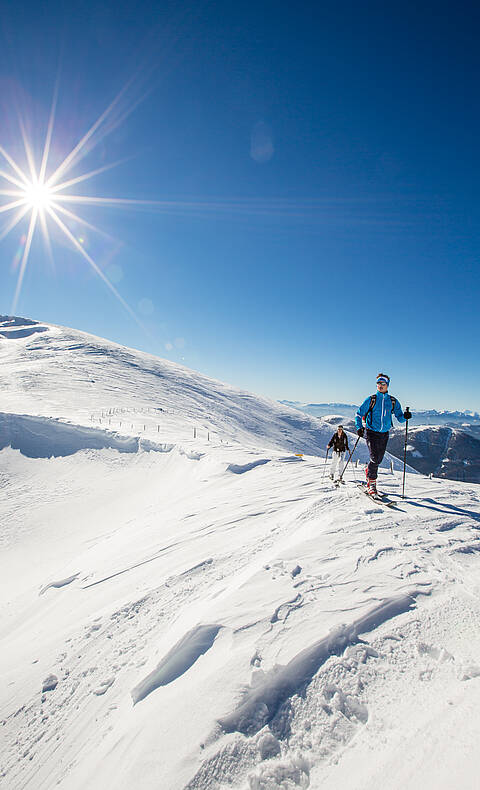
[1,317,480,790]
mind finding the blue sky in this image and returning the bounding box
[0,0,479,411]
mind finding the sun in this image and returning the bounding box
[1,83,317,323]
[1,81,285,322]
[23,180,53,211]
[0,83,158,324]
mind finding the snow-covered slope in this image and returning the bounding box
[0,316,410,471]
[0,315,337,455]
[1,317,480,790]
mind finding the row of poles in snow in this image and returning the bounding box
[89,408,211,441]
[87,409,461,484]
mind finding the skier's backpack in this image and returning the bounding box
[364,394,396,426]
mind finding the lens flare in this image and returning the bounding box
[0,82,149,324]
[0,80,339,322]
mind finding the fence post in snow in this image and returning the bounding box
[194,427,197,439]
[390,460,394,474]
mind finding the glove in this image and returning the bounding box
[404,409,412,420]
[357,427,364,438]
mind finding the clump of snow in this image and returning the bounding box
[42,674,58,693]
[248,753,310,789]
[257,732,281,760]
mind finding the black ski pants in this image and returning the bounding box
[366,429,389,480]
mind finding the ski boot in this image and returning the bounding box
[366,478,377,496]
[365,468,377,495]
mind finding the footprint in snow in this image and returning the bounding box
[85,622,102,637]
[93,677,115,696]
[459,664,480,681]
[417,642,454,663]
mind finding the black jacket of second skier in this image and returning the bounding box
[328,432,349,453]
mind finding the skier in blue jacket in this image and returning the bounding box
[355,373,412,495]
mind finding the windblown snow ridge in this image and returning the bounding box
[227,459,270,474]
[219,591,425,735]
[39,574,80,596]
[0,412,176,458]
[0,315,49,339]
[131,624,222,704]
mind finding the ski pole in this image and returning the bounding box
[339,435,360,482]
[402,407,410,499]
[322,448,330,479]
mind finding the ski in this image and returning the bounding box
[356,483,398,508]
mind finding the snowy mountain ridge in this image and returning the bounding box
[1,316,480,790]
[0,316,408,471]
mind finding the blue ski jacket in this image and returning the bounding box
[355,392,406,433]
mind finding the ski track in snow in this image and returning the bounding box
[1,317,480,790]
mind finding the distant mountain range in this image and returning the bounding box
[279,401,359,419]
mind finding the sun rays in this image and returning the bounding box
[0,79,390,323]
[0,84,148,323]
